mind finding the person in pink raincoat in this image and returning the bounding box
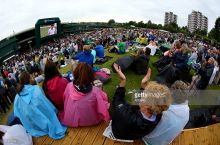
[58,63,110,127]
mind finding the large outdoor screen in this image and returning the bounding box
[40,23,57,38]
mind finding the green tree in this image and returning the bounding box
[108,19,115,25]
[147,20,152,25]
[163,23,179,33]
[214,17,220,30]
[208,17,220,42]
[193,29,207,36]
[128,21,137,26]
[157,24,163,29]
[137,21,145,27]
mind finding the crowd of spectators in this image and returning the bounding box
[0,28,220,145]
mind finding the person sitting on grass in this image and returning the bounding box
[190,57,215,90]
[108,38,126,54]
[103,64,171,141]
[153,40,181,71]
[58,62,110,127]
[72,45,94,66]
[14,71,67,139]
[156,43,189,86]
[43,61,69,111]
[95,39,105,59]
[90,45,97,64]
[131,48,151,75]
[139,33,147,45]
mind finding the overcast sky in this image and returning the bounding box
[0,0,219,40]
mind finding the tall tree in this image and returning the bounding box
[108,19,115,25]
[163,23,179,33]
[128,21,137,26]
[137,21,145,27]
[214,17,220,30]
[208,17,220,42]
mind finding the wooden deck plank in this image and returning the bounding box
[123,142,133,145]
[42,137,54,145]
[33,135,48,145]
[170,133,181,145]
[113,141,127,145]
[92,122,108,145]
[71,126,90,145]
[133,140,145,145]
[50,138,65,145]
[58,127,81,145]
[34,123,220,145]
[82,123,104,145]
[50,128,72,145]
[213,122,220,145]
[103,138,115,145]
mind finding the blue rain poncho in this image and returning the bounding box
[14,85,67,139]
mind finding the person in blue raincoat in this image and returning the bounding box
[14,71,67,139]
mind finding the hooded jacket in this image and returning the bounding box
[95,45,105,58]
[14,85,67,139]
[72,50,94,66]
[143,102,189,145]
[58,83,110,127]
[44,76,68,111]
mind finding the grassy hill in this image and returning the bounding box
[1,50,219,124]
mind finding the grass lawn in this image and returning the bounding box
[0,49,219,124]
[40,26,50,38]
[59,50,159,102]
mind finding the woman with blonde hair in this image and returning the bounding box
[103,64,171,141]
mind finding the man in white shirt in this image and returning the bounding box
[48,24,56,36]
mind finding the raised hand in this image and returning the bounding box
[113,63,126,87]
[113,63,126,80]
[141,67,151,88]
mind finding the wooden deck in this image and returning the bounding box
[33,122,220,145]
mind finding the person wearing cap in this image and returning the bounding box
[72,45,94,66]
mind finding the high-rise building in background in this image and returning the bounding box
[164,12,177,25]
[188,10,208,33]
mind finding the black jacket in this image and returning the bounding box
[197,63,214,89]
[111,87,161,140]
[132,55,150,75]
[173,52,188,71]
